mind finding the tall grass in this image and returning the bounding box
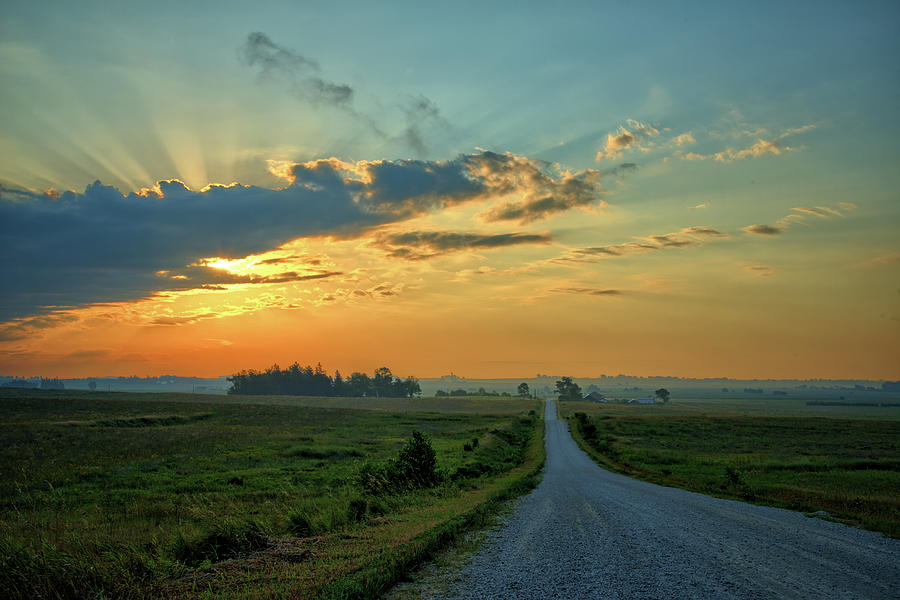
[568,409,900,537]
[0,390,542,599]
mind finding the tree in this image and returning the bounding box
[655,388,670,403]
[517,382,530,398]
[555,377,582,401]
[373,367,393,397]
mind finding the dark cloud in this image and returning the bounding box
[239,32,353,107]
[376,230,554,260]
[743,224,782,235]
[553,287,623,296]
[290,151,603,224]
[1,150,599,321]
[0,178,374,321]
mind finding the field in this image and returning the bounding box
[560,394,900,537]
[0,389,542,599]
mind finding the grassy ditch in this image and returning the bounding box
[566,409,900,538]
[0,390,543,599]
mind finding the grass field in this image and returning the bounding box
[560,396,900,537]
[0,389,542,599]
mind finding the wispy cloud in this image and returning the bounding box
[239,32,353,108]
[742,264,776,277]
[375,230,554,260]
[556,226,729,263]
[239,32,449,154]
[672,124,815,163]
[551,287,623,296]
[742,224,783,235]
[742,202,857,237]
[596,119,660,160]
[0,313,78,341]
[401,95,445,156]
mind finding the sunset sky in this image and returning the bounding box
[1,1,898,380]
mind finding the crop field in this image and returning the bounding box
[0,389,542,599]
[561,395,900,537]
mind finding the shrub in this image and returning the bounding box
[347,498,368,522]
[172,520,269,566]
[288,513,314,537]
[356,430,442,495]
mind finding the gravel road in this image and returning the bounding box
[439,399,900,599]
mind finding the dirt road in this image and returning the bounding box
[439,399,900,599]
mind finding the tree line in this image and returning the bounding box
[227,363,420,398]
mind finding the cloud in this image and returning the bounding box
[239,32,452,155]
[0,177,378,321]
[1,150,602,321]
[401,95,444,156]
[596,119,660,160]
[552,287,623,296]
[600,162,639,177]
[672,133,696,146]
[742,203,857,237]
[743,264,776,277]
[672,124,814,163]
[152,313,219,326]
[855,252,900,268]
[743,224,783,235]
[791,206,840,218]
[473,153,604,223]
[239,32,353,108]
[556,226,728,264]
[282,151,604,224]
[375,230,554,260]
[0,313,78,341]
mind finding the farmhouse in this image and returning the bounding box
[627,397,655,405]
[583,391,607,403]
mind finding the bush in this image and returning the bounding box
[172,520,269,566]
[356,430,442,495]
[347,498,368,522]
[288,512,314,537]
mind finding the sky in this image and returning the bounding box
[1,1,898,380]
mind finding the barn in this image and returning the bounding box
[583,391,607,403]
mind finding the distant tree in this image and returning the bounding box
[399,376,421,398]
[88,379,97,391]
[373,367,393,397]
[655,388,670,403]
[349,372,372,397]
[555,377,582,401]
[435,389,448,397]
[449,388,468,397]
[517,382,530,397]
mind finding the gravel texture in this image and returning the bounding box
[436,399,900,599]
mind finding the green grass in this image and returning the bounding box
[562,400,900,537]
[0,389,542,599]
